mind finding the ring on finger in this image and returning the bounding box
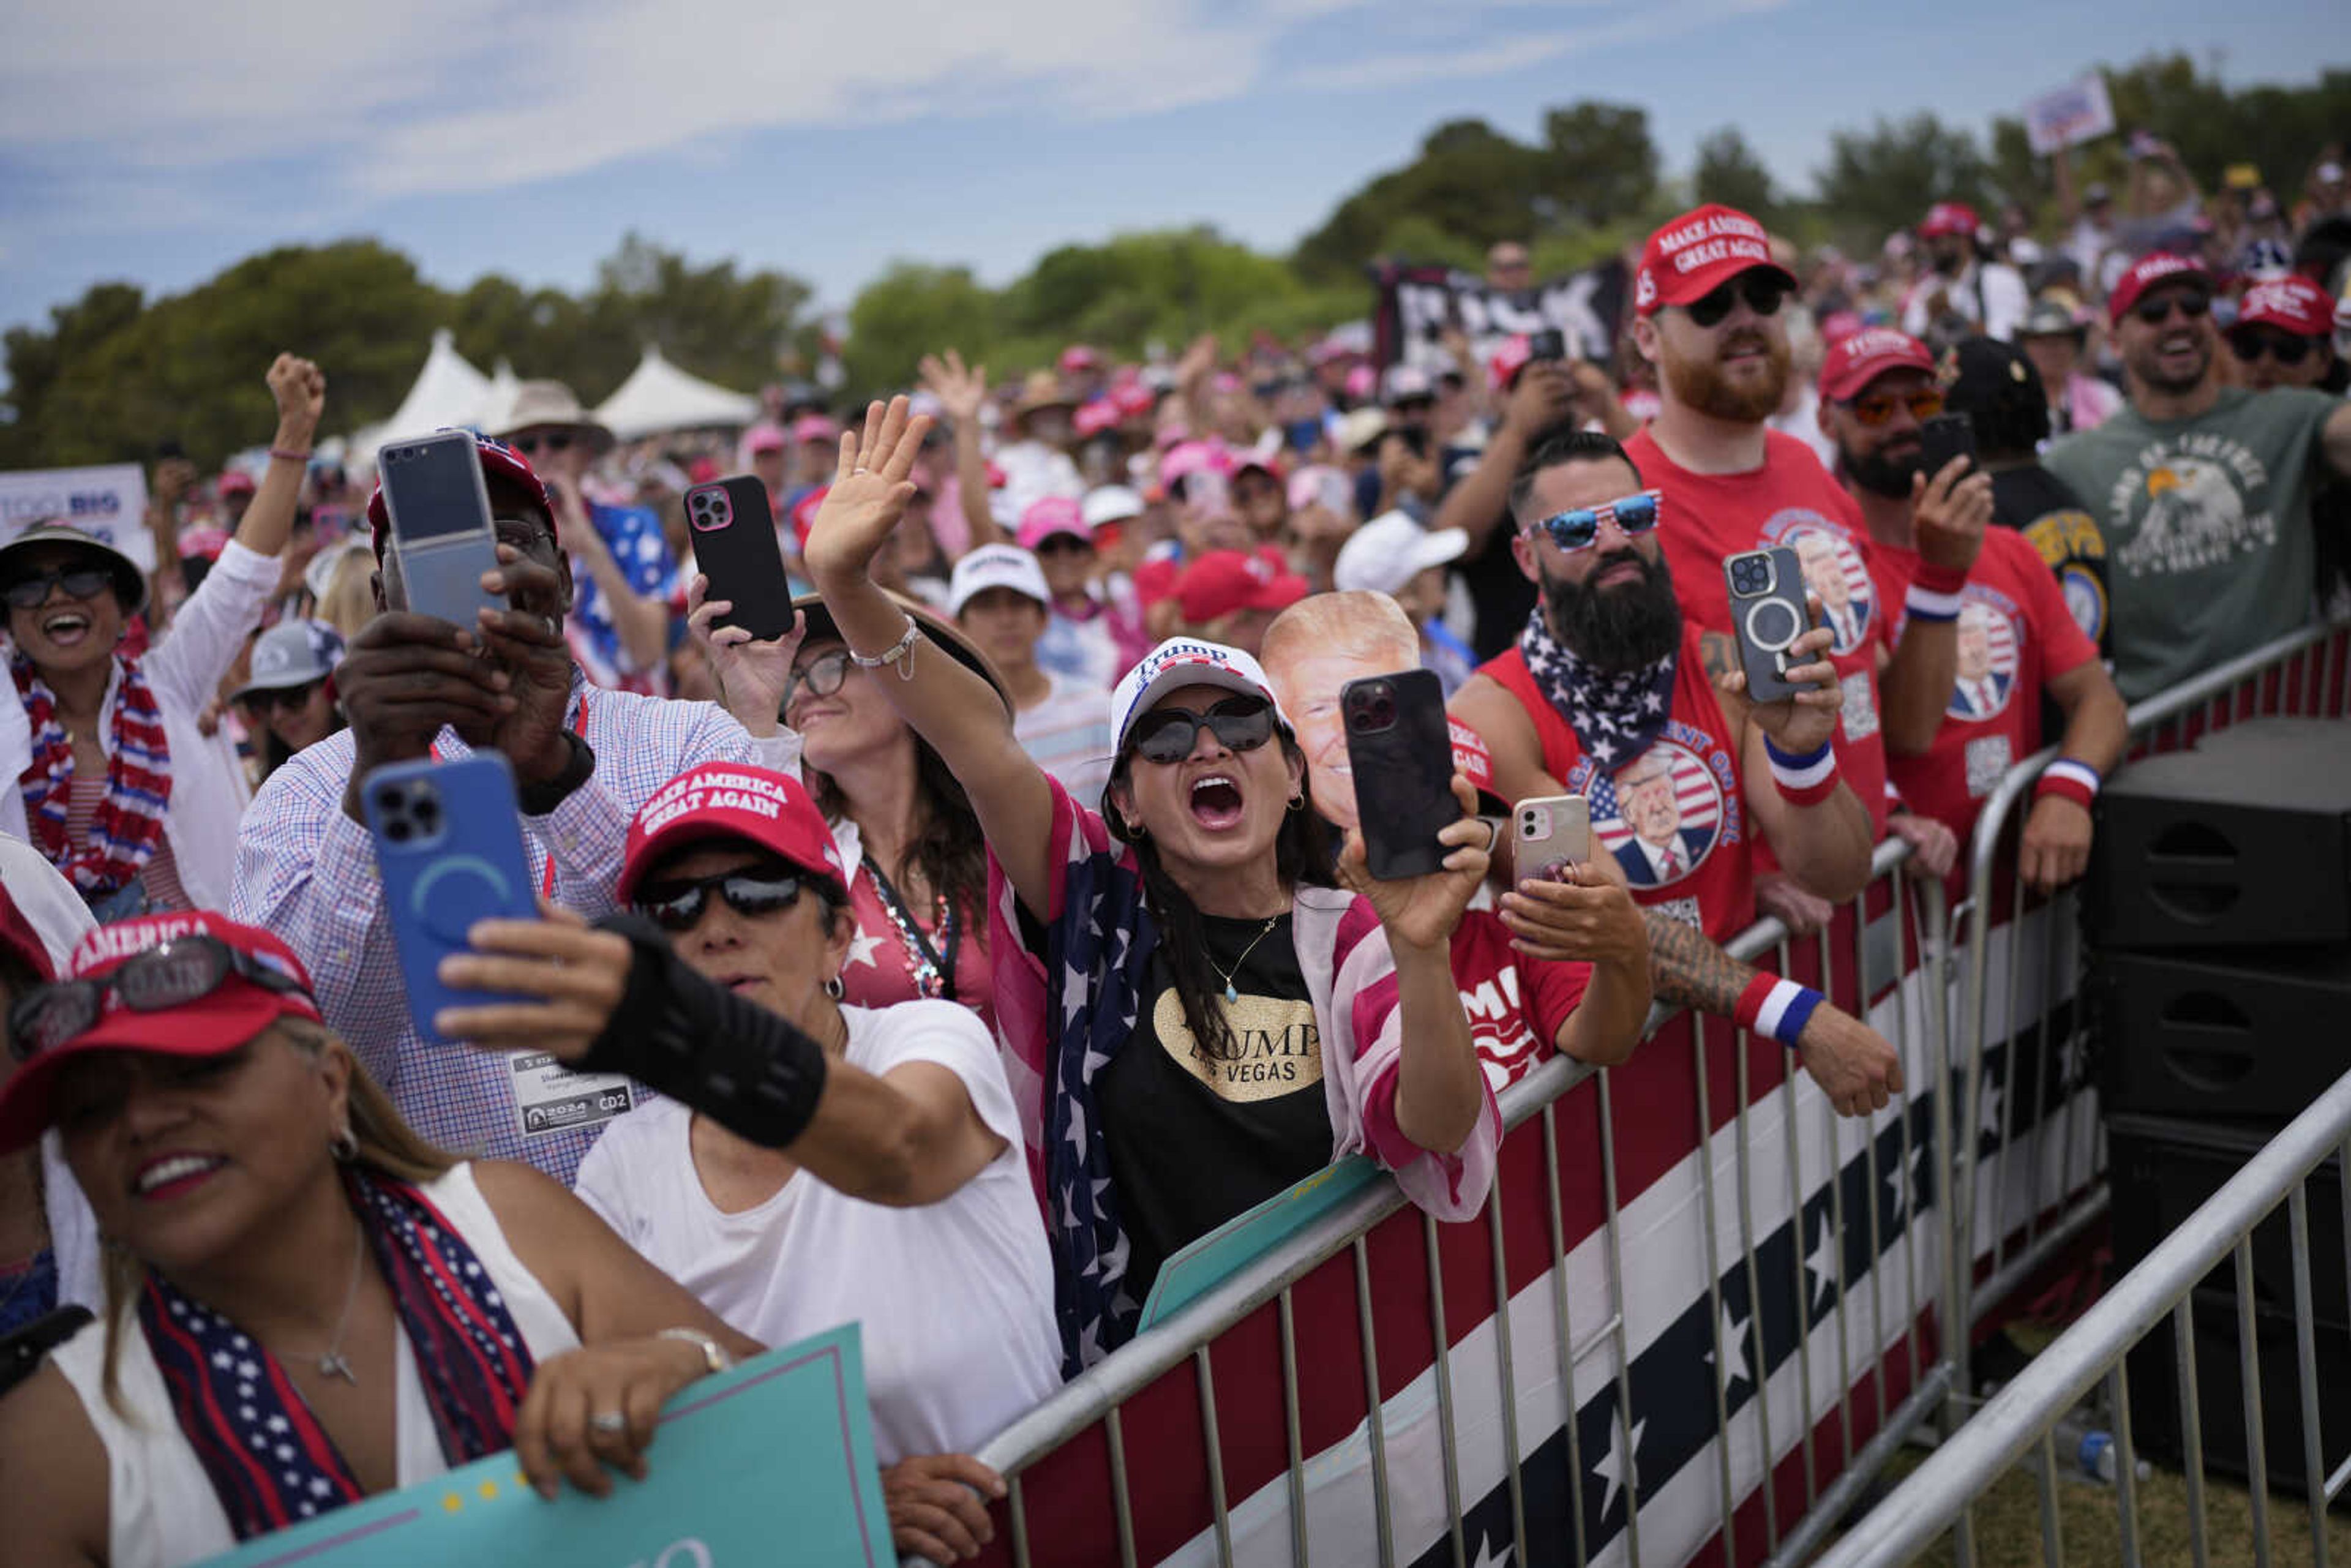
[589,1410,628,1436]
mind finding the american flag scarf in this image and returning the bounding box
[9,650,171,896]
[1516,609,1677,771]
[135,1170,536,1540]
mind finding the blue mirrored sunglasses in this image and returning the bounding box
[1523,490,1663,553]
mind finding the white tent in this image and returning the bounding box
[348,329,492,465]
[594,346,759,440]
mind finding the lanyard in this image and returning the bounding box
[861,852,959,1004]
[430,698,590,899]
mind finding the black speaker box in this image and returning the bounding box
[2126,1289,2351,1499]
[2094,947,2351,1122]
[2108,1112,2345,1334]
[2087,719,2351,951]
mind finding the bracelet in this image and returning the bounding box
[849,617,923,680]
[656,1327,733,1376]
[1736,973,1825,1049]
[1763,735,1839,806]
[2035,759,2102,811]
[1903,568,1965,624]
[268,446,313,465]
[516,732,594,816]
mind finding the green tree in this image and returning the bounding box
[576,233,812,400]
[0,282,147,467]
[1694,127,1779,226]
[1815,113,1995,247]
[840,262,1000,399]
[1540,102,1660,228]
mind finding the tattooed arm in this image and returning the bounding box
[1642,909,1902,1116]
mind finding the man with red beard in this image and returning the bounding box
[1817,330,2128,881]
[1622,204,1981,930]
[1451,427,1873,949]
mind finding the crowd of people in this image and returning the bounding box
[0,130,2346,1566]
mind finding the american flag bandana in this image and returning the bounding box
[137,1170,536,1539]
[1516,609,1678,770]
[10,650,171,898]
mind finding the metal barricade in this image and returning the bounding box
[1813,1067,2351,1568]
[1948,617,2351,1386]
[966,844,1953,1568]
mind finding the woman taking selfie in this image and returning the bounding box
[0,356,320,920]
[684,573,1007,1036]
[803,399,1499,1371]
[0,913,760,1568]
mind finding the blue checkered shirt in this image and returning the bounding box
[231,682,800,1181]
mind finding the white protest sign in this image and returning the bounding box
[0,464,155,572]
[2023,73,2117,156]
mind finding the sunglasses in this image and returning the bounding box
[1843,388,1946,427]
[1126,694,1277,766]
[246,679,323,717]
[1684,272,1789,329]
[2131,292,2211,327]
[8,936,310,1061]
[1524,490,1663,553]
[1033,533,1094,557]
[631,868,805,933]
[509,432,574,457]
[785,648,853,709]
[2228,328,2313,366]
[3,567,114,612]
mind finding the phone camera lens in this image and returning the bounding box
[384,817,412,844]
[377,786,404,813]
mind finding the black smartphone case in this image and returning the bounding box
[1724,547,1815,705]
[685,476,796,642]
[1918,412,1977,479]
[1342,668,1457,881]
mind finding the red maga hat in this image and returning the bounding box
[1818,328,1937,402]
[1919,202,1979,239]
[365,430,555,558]
[2107,252,2213,327]
[1635,204,1796,317]
[618,763,848,907]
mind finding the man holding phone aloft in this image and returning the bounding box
[1620,207,1985,933]
[1820,332,2128,887]
[233,433,800,1182]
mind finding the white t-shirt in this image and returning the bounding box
[1016,672,1114,810]
[574,1000,1060,1465]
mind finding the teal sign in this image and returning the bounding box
[198,1324,890,1568]
[1139,1156,1384,1330]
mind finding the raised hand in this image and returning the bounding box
[802,397,934,586]
[476,544,577,784]
[266,353,326,444]
[687,574,804,736]
[1338,775,1490,953]
[1911,456,1992,573]
[917,350,989,425]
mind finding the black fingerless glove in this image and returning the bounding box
[576,914,829,1149]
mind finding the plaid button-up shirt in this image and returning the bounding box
[231,682,800,1181]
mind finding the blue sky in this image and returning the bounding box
[4,0,2345,342]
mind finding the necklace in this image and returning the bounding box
[862,854,959,1002]
[284,1226,366,1384]
[1209,915,1283,1005]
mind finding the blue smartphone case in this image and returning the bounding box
[361,752,539,1045]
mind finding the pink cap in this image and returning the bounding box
[1175,549,1308,625]
[1635,204,1796,316]
[1073,399,1121,438]
[1818,328,1937,402]
[746,426,788,456]
[1016,495,1090,550]
[1344,363,1377,400]
[1159,440,1233,489]
[1059,345,1101,373]
[790,413,840,445]
[1488,335,1534,392]
[1112,381,1158,419]
[177,525,230,563]
[618,763,847,907]
[216,470,257,498]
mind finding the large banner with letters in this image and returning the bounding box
[1371,258,1630,375]
[0,463,154,572]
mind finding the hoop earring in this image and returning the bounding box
[1287,793,1305,812]
[823,976,844,1000]
[329,1127,358,1163]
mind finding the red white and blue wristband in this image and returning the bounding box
[1764,735,1839,806]
[1904,561,1968,625]
[1737,973,1824,1049]
[2035,758,2102,811]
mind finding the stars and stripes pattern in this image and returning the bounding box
[568,500,680,694]
[1516,609,1676,769]
[136,1171,534,1542]
[11,650,173,898]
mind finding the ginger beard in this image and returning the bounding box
[1658,323,1792,424]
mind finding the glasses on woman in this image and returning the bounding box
[2,567,113,611]
[247,680,323,717]
[631,868,804,932]
[784,648,853,709]
[2228,329,2312,366]
[1843,388,1947,427]
[1523,490,1663,553]
[510,432,573,457]
[1684,272,1789,329]
[2132,292,2211,327]
[9,937,311,1060]
[1126,694,1277,766]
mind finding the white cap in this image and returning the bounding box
[1081,485,1145,530]
[1111,638,1292,755]
[1333,511,1469,596]
[949,543,1051,616]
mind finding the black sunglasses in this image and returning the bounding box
[3,567,114,612]
[631,868,805,933]
[1684,272,1789,329]
[2228,328,2312,366]
[510,432,574,456]
[246,679,324,717]
[2132,292,2211,326]
[1127,694,1277,766]
[9,937,310,1061]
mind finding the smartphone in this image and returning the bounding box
[1341,668,1457,880]
[1918,412,1978,481]
[1525,327,1567,363]
[362,752,539,1046]
[684,476,796,642]
[376,430,503,631]
[1513,794,1591,884]
[1723,547,1816,705]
